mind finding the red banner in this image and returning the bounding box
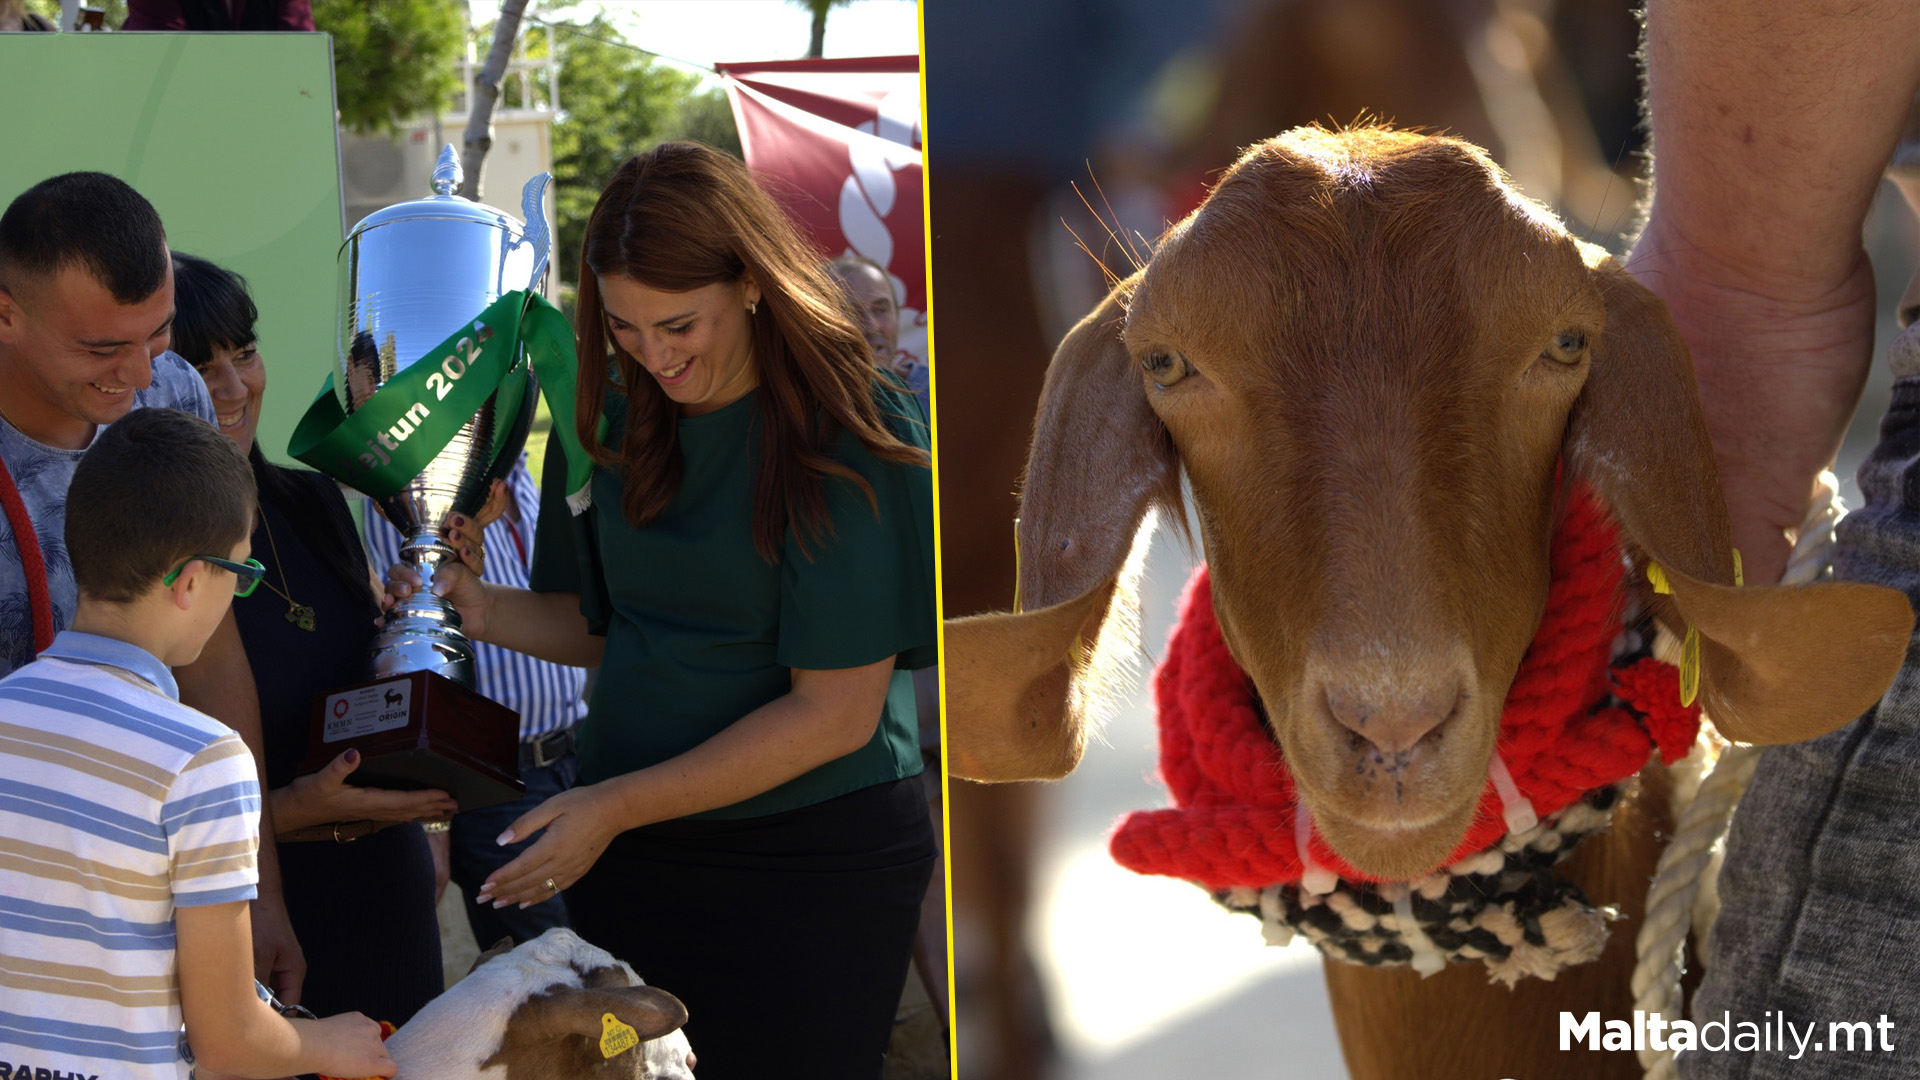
[719,57,926,385]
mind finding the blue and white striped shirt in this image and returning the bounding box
[0,631,260,1080]
[360,453,587,742]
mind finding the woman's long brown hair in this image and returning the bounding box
[574,141,929,562]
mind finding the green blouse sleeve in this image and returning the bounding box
[775,387,937,672]
[529,437,613,637]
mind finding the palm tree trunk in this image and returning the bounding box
[808,6,827,58]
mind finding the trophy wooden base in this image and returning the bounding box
[300,669,525,811]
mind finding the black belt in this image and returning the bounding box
[521,726,576,771]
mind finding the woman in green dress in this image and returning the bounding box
[388,141,936,1079]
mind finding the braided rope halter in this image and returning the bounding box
[1112,486,1702,983]
[1110,475,1847,1067]
[1631,474,1846,1080]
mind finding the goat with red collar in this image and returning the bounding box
[944,125,1914,1080]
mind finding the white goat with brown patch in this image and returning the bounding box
[386,930,694,1080]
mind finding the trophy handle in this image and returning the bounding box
[521,172,552,294]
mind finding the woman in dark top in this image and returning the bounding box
[170,252,450,1024]
[388,142,937,1078]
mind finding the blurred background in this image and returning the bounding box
[924,2,1920,1077]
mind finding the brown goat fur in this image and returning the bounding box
[481,975,688,1080]
[1325,766,1670,1079]
[943,125,1914,1076]
[389,930,693,1080]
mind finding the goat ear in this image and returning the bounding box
[1654,571,1910,744]
[1017,274,1178,607]
[468,936,518,976]
[941,278,1176,782]
[944,582,1116,781]
[1566,256,1914,744]
[513,984,689,1044]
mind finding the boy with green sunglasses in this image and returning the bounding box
[0,408,393,1079]
[163,551,267,596]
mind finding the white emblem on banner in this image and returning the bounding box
[842,90,924,373]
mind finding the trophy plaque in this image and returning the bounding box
[295,146,549,812]
[306,671,522,809]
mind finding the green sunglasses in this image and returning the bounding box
[162,555,267,597]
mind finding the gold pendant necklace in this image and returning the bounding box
[257,514,316,632]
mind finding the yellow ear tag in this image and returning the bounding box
[1647,562,1672,595]
[1732,548,1744,587]
[1679,626,1701,707]
[600,1013,639,1060]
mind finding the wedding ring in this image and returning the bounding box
[544,877,559,893]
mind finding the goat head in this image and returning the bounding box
[946,125,1914,880]
[387,928,694,1080]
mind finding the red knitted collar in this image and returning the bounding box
[1110,487,1701,892]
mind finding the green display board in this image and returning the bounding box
[0,31,343,464]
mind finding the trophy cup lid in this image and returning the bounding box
[345,144,526,241]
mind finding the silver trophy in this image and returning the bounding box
[337,145,549,687]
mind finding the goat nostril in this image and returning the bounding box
[1324,679,1464,756]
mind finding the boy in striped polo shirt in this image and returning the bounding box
[0,409,392,1080]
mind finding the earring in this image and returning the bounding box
[749,300,759,315]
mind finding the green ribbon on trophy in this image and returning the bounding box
[289,290,602,513]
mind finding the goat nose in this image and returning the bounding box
[1323,675,1463,755]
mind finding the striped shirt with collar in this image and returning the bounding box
[360,453,588,743]
[0,630,260,1080]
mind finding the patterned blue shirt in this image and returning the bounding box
[0,353,218,675]
[359,452,587,741]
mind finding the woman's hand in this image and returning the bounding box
[383,555,494,639]
[446,511,487,579]
[379,478,508,631]
[470,659,898,906]
[443,479,510,577]
[269,748,459,834]
[473,784,629,908]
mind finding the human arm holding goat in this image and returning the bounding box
[1629,0,1920,586]
[175,901,395,1079]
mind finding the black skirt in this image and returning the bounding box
[566,776,937,1080]
[276,823,443,1024]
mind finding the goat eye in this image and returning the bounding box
[1142,351,1190,387]
[1543,329,1588,364]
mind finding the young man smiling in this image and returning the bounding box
[0,171,307,1005]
